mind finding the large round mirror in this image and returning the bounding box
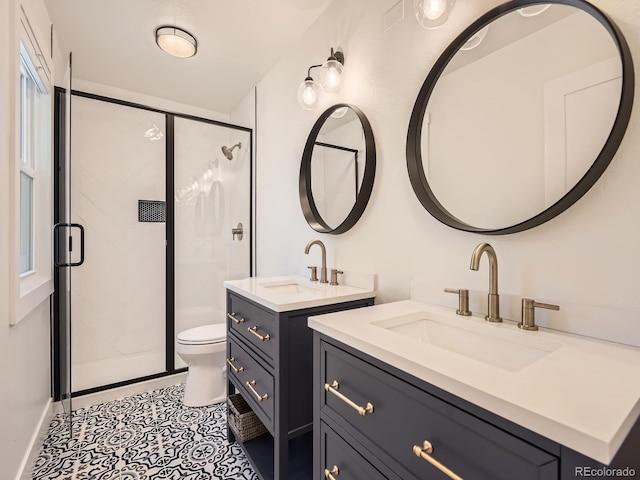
[407,0,634,234]
[300,104,376,234]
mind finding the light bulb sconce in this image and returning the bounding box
[297,48,345,110]
[414,0,456,29]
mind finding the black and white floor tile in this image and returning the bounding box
[32,384,259,480]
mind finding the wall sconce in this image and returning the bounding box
[414,0,456,29]
[155,26,198,58]
[297,48,345,110]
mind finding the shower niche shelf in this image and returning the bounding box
[225,285,375,480]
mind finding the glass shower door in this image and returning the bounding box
[173,117,251,367]
[69,96,167,392]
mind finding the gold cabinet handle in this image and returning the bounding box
[227,312,244,324]
[245,380,269,402]
[226,357,244,374]
[413,441,463,480]
[324,465,339,479]
[247,325,271,341]
[324,380,374,416]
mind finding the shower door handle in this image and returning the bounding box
[232,222,243,241]
[54,223,85,267]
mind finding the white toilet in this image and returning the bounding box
[176,324,227,407]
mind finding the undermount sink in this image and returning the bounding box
[374,312,562,372]
[257,279,324,296]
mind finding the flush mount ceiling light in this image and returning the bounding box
[297,47,345,110]
[414,0,456,29]
[155,26,197,58]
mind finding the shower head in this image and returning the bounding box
[221,142,242,160]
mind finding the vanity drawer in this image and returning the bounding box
[319,421,396,480]
[227,291,277,363]
[320,340,558,480]
[228,338,274,432]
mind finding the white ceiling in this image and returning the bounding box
[44,0,334,114]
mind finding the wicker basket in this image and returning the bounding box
[227,393,268,442]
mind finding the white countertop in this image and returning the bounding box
[308,300,640,464]
[224,275,376,312]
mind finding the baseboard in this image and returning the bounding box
[16,397,54,480]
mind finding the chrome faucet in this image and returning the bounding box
[470,243,502,323]
[305,240,328,283]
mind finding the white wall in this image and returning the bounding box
[1,0,54,478]
[249,0,640,346]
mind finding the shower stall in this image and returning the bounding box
[54,90,252,397]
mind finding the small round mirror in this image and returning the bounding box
[300,104,376,234]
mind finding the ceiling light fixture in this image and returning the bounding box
[414,0,456,29]
[297,48,345,110]
[155,26,197,58]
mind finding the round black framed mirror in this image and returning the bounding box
[300,104,376,234]
[406,0,634,235]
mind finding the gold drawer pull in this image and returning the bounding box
[324,380,374,416]
[226,357,244,374]
[246,380,269,402]
[413,441,463,480]
[248,325,271,341]
[227,312,244,324]
[324,465,339,479]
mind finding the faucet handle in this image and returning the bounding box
[330,269,343,286]
[307,266,318,282]
[519,298,559,331]
[444,288,472,316]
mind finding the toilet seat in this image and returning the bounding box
[177,324,226,345]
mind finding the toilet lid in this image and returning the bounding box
[177,324,226,345]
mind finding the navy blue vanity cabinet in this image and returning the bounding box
[314,334,640,480]
[314,334,559,480]
[226,290,374,480]
[319,420,403,480]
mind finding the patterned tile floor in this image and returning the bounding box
[32,383,259,480]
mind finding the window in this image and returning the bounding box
[11,11,53,324]
[19,46,45,275]
[19,171,34,273]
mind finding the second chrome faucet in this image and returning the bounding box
[470,242,502,323]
